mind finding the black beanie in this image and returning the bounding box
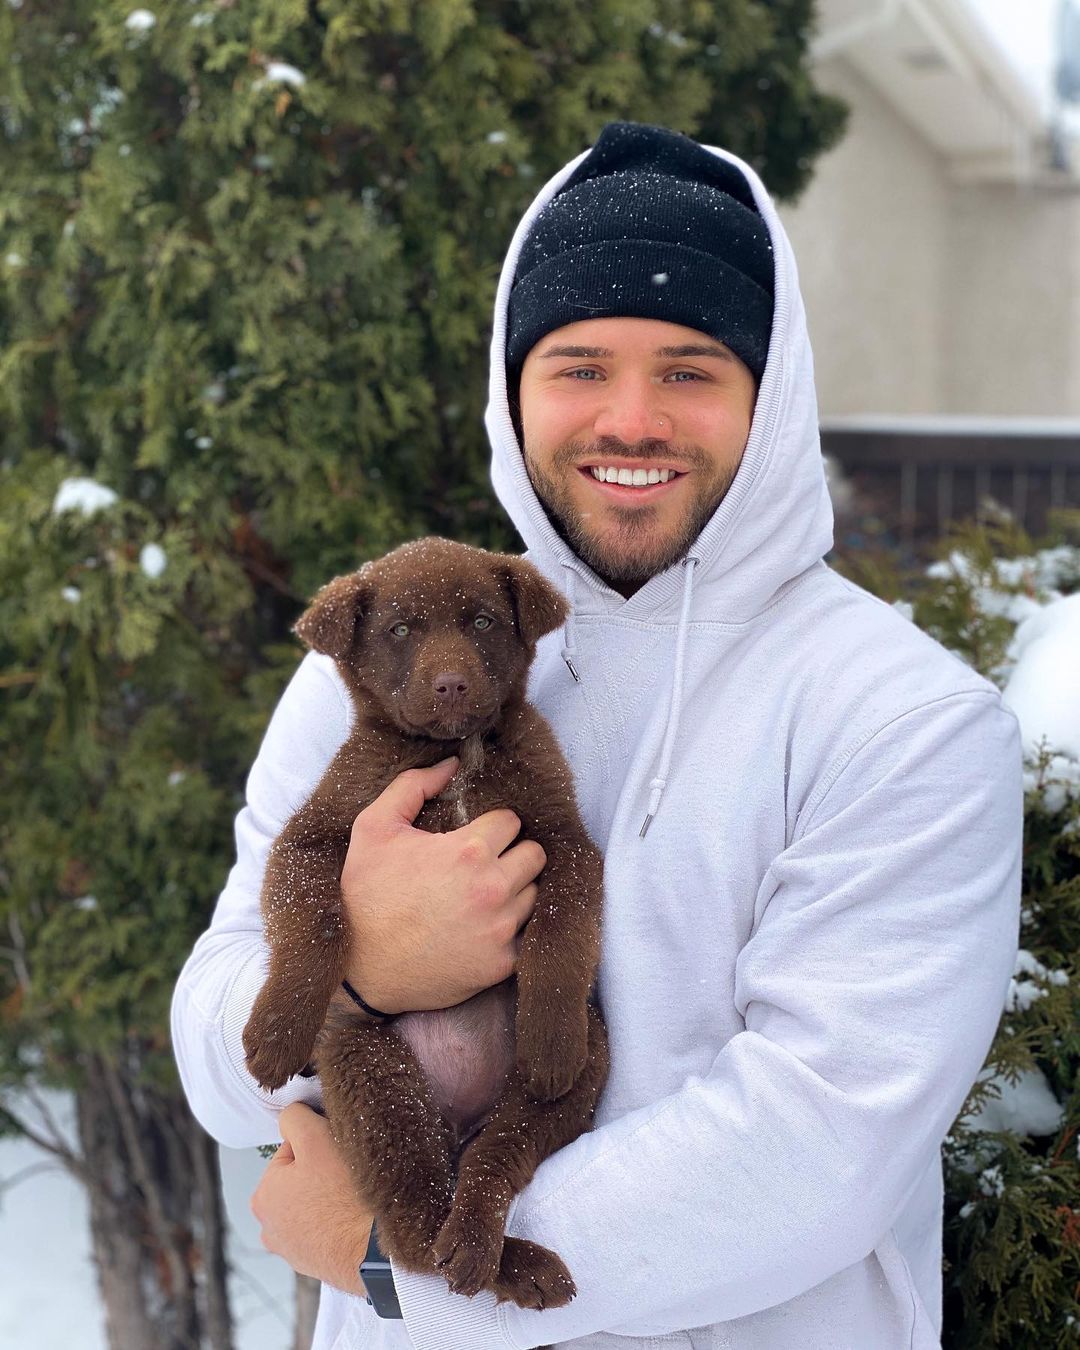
[506,122,775,383]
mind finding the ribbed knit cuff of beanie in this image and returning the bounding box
[505,121,775,386]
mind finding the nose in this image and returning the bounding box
[433,671,469,699]
[592,378,672,446]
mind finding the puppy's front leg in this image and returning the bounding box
[514,837,603,1102]
[243,821,349,1092]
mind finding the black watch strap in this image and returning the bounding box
[360,1220,403,1319]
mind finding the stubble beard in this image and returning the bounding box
[523,437,739,590]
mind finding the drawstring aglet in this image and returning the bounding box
[641,780,665,839]
[563,654,581,683]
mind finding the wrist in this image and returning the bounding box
[341,978,397,1021]
[330,1216,373,1298]
[344,952,407,1016]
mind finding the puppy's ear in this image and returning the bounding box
[293,571,371,661]
[501,555,569,646]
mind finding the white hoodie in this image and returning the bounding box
[171,138,1023,1350]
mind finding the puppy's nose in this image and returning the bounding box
[433,672,469,699]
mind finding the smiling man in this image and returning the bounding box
[517,319,757,594]
[172,122,1023,1350]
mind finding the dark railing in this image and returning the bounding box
[820,416,1080,547]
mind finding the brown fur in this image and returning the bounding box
[242,537,609,1311]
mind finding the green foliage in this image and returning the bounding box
[942,742,1080,1349]
[843,514,1080,1349]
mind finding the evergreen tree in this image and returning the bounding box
[0,1,845,1344]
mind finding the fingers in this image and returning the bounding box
[465,807,527,857]
[497,838,547,895]
[360,758,459,831]
[278,1102,326,1153]
[509,881,539,936]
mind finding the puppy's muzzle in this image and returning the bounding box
[433,671,470,701]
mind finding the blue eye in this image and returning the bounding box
[474,614,494,630]
[390,622,410,638]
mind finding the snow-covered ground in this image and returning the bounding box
[0,1094,296,1349]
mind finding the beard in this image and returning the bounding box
[523,436,740,591]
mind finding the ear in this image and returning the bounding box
[292,570,371,661]
[500,555,569,646]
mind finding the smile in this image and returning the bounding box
[578,464,686,497]
[588,465,681,485]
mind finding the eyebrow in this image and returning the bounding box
[539,342,734,363]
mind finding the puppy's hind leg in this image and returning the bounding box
[433,1004,609,1309]
[316,1013,456,1275]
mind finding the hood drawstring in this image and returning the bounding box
[560,563,582,683]
[640,556,699,838]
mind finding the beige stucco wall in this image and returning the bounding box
[942,181,1080,414]
[777,57,1080,416]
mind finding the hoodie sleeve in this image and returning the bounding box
[392,691,1023,1350]
[169,651,351,1148]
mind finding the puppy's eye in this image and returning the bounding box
[473,614,494,631]
[389,622,410,638]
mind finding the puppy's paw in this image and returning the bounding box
[242,991,322,1093]
[515,1006,588,1102]
[491,1237,575,1311]
[432,1206,504,1297]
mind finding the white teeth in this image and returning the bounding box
[589,466,679,486]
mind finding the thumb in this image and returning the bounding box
[365,758,459,830]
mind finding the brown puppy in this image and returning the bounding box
[242,537,609,1312]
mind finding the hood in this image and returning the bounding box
[485,135,834,628]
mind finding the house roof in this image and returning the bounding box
[812,0,1069,183]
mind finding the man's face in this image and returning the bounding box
[518,317,758,596]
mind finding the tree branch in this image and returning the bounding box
[22,1083,79,1156]
[0,1101,91,1185]
[6,910,31,989]
[0,1158,61,1197]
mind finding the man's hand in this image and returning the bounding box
[341,757,546,1014]
[251,1104,372,1295]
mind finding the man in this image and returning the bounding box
[171,122,1022,1350]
